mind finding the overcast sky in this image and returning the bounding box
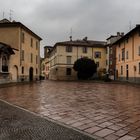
[1,0,140,57]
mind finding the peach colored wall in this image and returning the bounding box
[116,31,140,81]
[0,26,40,81]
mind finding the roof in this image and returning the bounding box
[0,19,42,40]
[44,46,53,48]
[112,25,140,45]
[0,42,15,55]
[106,35,117,40]
[54,40,106,48]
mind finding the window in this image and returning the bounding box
[36,41,38,50]
[36,68,38,74]
[119,54,120,61]
[110,60,112,65]
[126,64,128,70]
[110,48,112,54]
[139,63,140,74]
[2,56,8,72]
[96,62,99,67]
[138,46,140,56]
[66,46,72,52]
[21,32,25,43]
[121,66,123,75]
[126,51,128,59]
[95,52,101,58]
[31,38,33,47]
[21,50,24,61]
[67,56,72,64]
[83,47,87,53]
[31,53,33,63]
[122,48,125,61]
[21,67,24,74]
[66,68,71,75]
[36,55,38,64]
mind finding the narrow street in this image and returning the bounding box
[0,81,140,140]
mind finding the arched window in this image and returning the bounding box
[2,56,7,66]
[2,56,8,72]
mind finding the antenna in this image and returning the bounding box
[129,21,132,30]
[3,12,5,19]
[9,9,13,21]
[69,28,73,41]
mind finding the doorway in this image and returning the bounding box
[29,67,33,81]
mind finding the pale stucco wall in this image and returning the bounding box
[48,45,107,80]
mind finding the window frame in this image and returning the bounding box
[66,68,72,75]
[66,46,72,52]
[95,52,101,58]
[83,47,87,53]
[66,56,72,64]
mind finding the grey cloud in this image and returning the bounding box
[1,0,140,57]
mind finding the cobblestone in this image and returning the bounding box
[0,80,140,139]
[0,100,94,140]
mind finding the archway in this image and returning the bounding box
[12,65,18,82]
[29,67,33,81]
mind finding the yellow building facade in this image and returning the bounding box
[45,40,107,80]
[115,25,140,83]
[0,19,42,82]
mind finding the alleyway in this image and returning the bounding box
[0,81,140,140]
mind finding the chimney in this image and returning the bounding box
[117,32,120,36]
[83,36,88,41]
[121,32,124,36]
[69,36,72,41]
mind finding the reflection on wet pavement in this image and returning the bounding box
[0,81,140,139]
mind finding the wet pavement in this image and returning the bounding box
[0,100,94,140]
[0,81,140,140]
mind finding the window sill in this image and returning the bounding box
[0,72,9,74]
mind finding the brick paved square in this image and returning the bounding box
[94,128,114,137]
[118,135,136,140]
[84,126,102,134]
[0,81,140,139]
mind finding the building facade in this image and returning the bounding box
[45,39,107,80]
[0,19,42,82]
[114,25,140,83]
[106,32,124,79]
